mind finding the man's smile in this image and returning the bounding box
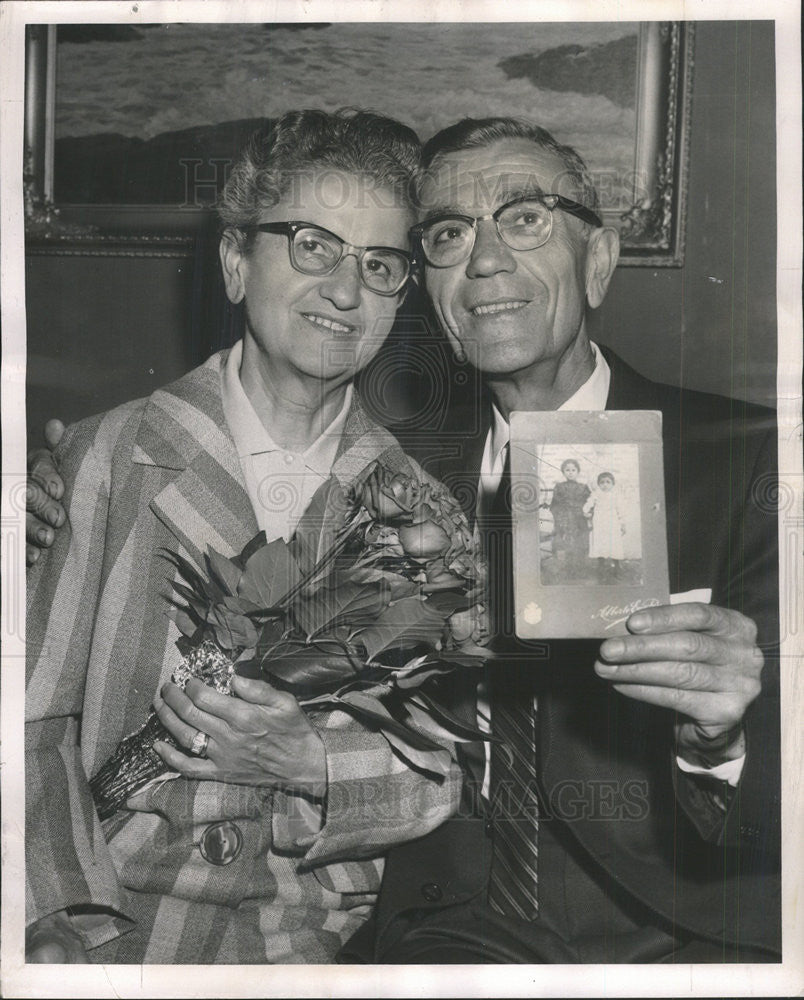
[469,299,529,317]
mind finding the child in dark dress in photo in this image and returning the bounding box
[549,459,591,580]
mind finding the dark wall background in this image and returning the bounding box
[26,254,198,439]
[590,20,777,407]
[25,21,777,449]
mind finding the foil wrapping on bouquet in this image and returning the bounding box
[89,641,235,821]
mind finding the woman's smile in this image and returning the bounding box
[300,310,357,335]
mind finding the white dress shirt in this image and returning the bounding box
[221,338,351,543]
[477,342,744,789]
[477,341,612,523]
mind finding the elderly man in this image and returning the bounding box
[26,117,780,965]
[339,117,780,964]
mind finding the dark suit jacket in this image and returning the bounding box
[360,345,781,958]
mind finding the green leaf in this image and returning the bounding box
[289,477,349,576]
[379,728,453,776]
[329,690,447,755]
[400,698,481,744]
[170,606,202,641]
[234,655,263,680]
[314,673,396,703]
[222,593,266,616]
[161,548,220,605]
[392,660,455,690]
[238,538,302,608]
[204,546,242,596]
[176,633,199,657]
[406,690,490,742]
[437,644,493,667]
[262,644,360,690]
[168,582,210,621]
[255,617,290,655]
[206,604,258,651]
[341,566,418,603]
[422,590,466,615]
[160,547,204,586]
[293,581,390,638]
[356,596,447,661]
[236,531,268,568]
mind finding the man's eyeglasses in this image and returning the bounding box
[410,194,603,268]
[240,221,413,296]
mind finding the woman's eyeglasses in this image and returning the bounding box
[240,221,413,296]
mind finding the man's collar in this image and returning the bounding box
[488,341,611,464]
[559,341,611,412]
[221,338,353,476]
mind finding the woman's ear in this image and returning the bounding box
[585,226,620,309]
[219,230,246,304]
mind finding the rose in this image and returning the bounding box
[448,608,476,643]
[409,491,478,569]
[359,463,485,592]
[422,558,465,592]
[398,517,452,559]
[400,492,468,560]
[446,604,489,649]
[364,522,405,556]
[346,566,418,602]
[447,550,481,581]
[359,467,420,522]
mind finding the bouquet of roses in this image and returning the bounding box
[89,461,489,820]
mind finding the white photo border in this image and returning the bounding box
[2,1,801,997]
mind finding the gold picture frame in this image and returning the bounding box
[24,21,693,266]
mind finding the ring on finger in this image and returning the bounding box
[189,730,209,758]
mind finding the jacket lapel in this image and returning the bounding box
[419,398,490,528]
[133,352,258,566]
[600,343,663,411]
[331,391,402,484]
[311,392,405,561]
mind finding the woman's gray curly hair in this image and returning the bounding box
[218,108,422,252]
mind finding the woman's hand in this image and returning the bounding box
[153,675,327,797]
[26,911,89,963]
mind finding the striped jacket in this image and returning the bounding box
[26,349,462,964]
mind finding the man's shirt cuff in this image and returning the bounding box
[676,753,745,787]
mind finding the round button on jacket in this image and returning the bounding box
[421,882,443,902]
[199,821,243,866]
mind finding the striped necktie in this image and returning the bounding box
[484,445,540,919]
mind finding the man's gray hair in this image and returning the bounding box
[419,117,599,212]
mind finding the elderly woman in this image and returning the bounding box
[25,109,463,964]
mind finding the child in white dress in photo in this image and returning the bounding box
[583,472,626,582]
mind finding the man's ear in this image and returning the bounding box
[585,227,620,308]
[219,230,246,304]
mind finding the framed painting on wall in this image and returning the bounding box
[25,20,693,264]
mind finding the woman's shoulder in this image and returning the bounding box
[56,352,228,474]
[57,397,149,469]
